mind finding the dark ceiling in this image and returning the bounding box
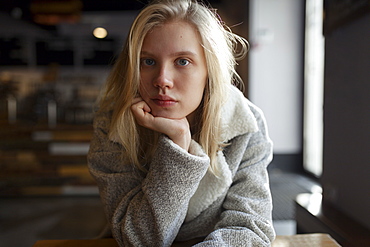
[0,0,221,27]
[1,0,146,13]
[0,0,221,12]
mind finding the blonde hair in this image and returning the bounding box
[99,0,248,174]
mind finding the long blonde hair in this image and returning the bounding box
[99,0,248,174]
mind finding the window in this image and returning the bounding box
[303,0,325,177]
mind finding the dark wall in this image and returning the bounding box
[322,11,370,230]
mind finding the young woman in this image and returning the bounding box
[87,0,275,246]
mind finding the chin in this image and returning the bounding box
[152,110,183,119]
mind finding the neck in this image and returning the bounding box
[187,108,202,141]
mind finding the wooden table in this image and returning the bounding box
[296,193,370,246]
[33,233,341,247]
[272,234,341,247]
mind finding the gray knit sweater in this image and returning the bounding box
[87,85,275,246]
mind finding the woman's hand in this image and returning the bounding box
[131,97,191,151]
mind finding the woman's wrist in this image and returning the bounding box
[169,129,191,151]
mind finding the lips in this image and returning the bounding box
[151,95,177,107]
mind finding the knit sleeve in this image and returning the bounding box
[87,112,210,247]
[193,104,276,247]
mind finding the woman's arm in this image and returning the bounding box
[87,112,209,247]
[194,104,275,247]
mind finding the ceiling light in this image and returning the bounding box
[93,27,108,39]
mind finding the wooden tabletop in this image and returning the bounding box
[33,233,341,247]
[272,234,341,247]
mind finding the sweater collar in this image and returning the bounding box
[185,85,260,222]
[220,85,259,142]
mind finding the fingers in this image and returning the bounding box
[131,98,153,125]
[131,97,151,115]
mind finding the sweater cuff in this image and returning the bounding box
[188,139,207,157]
[158,135,209,164]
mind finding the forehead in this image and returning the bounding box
[141,21,203,54]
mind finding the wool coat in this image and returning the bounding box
[87,85,276,246]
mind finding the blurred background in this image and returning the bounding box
[0,0,369,246]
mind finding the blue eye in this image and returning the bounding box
[143,59,155,66]
[176,59,190,66]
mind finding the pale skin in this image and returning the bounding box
[130,21,208,151]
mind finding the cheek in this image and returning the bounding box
[185,78,206,106]
[195,75,207,95]
[138,83,149,100]
[139,75,152,96]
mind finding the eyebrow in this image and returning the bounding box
[140,50,197,57]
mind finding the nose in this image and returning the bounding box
[153,65,174,90]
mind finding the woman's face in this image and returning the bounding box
[139,21,207,123]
